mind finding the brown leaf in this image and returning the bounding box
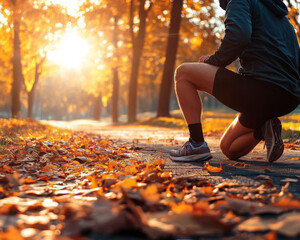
[154,158,166,166]
[0,204,19,215]
[255,175,271,181]
[238,212,300,238]
[203,163,224,173]
[237,216,273,232]
[143,212,233,238]
[269,212,300,238]
[280,178,298,183]
[219,197,284,215]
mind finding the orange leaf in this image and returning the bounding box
[251,156,264,159]
[124,165,138,174]
[117,178,138,189]
[3,164,12,172]
[38,176,49,182]
[161,171,172,178]
[41,166,50,172]
[141,185,160,203]
[86,175,98,188]
[24,177,38,184]
[170,202,194,214]
[203,163,224,173]
[154,158,166,166]
[272,197,300,209]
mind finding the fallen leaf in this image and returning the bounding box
[141,184,160,203]
[238,212,300,238]
[237,216,273,232]
[272,197,300,209]
[215,182,239,190]
[251,156,264,159]
[0,226,23,240]
[219,197,284,215]
[255,175,271,181]
[269,212,300,238]
[143,212,233,237]
[281,178,298,183]
[203,163,224,173]
[154,158,166,166]
[264,231,277,240]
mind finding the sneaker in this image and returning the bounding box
[262,118,284,162]
[169,138,212,162]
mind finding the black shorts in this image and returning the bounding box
[212,67,299,129]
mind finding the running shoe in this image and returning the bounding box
[262,118,284,162]
[169,138,212,162]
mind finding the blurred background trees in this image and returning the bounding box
[0,0,298,121]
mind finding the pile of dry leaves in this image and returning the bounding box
[0,119,300,239]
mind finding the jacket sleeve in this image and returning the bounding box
[204,0,252,67]
[298,48,300,74]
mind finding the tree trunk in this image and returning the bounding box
[11,20,23,119]
[112,16,120,123]
[93,95,102,120]
[27,91,34,119]
[128,46,142,122]
[127,0,152,123]
[27,58,45,119]
[156,0,183,117]
[112,67,119,123]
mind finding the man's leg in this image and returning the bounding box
[174,63,218,124]
[219,115,260,160]
[173,63,260,160]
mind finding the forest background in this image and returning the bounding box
[0,0,299,123]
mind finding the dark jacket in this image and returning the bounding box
[205,0,300,102]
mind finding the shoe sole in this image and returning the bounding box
[268,118,284,162]
[170,153,212,162]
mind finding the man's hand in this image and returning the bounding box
[198,55,210,63]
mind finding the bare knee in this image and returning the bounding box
[220,139,240,160]
[174,63,189,84]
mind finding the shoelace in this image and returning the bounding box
[179,141,192,155]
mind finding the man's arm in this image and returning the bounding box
[204,0,252,67]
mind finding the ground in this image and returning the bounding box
[47,119,300,196]
[0,117,300,239]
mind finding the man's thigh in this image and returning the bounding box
[175,63,219,95]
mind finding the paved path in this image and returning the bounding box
[46,120,300,196]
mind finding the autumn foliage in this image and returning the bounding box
[0,119,300,239]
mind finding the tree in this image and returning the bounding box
[82,0,128,122]
[127,0,153,123]
[154,0,219,117]
[26,55,46,119]
[285,0,300,40]
[156,0,183,117]
[111,16,120,123]
[11,1,23,118]
[0,10,13,109]
[0,0,69,118]
[22,2,68,119]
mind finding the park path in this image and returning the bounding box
[46,120,300,196]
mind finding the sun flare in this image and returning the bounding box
[48,28,89,69]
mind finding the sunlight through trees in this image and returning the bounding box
[0,0,298,121]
